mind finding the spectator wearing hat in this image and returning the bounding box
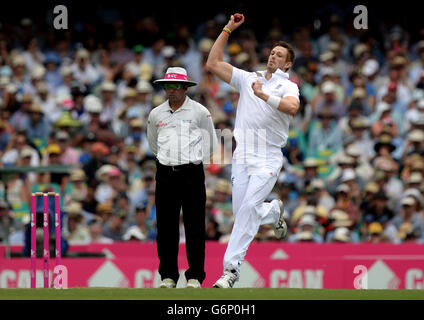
[53,130,80,166]
[10,93,33,130]
[148,66,217,289]
[1,130,40,170]
[98,81,122,125]
[307,106,343,157]
[43,53,62,91]
[365,222,390,243]
[401,129,424,161]
[123,203,156,241]
[310,178,335,211]
[64,168,88,206]
[102,209,128,241]
[362,190,395,230]
[348,117,374,161]
[312,80,345,120]
[81,95,103,138]
[331,177,361,224]
[407,92,424,127]
[133,79,154,120]
[35,81,60,123]
[372,133,397,162]
[70,48,100,87]
[330,227,352,243]
[86,218,113,244]
[288,213,323,243]
[95,166,125,204]
[385,196,424,243]
[408,41,424,85]
[22,64,46,96]
[63,201,90,245]
[10,55,26,87]
[345,144,374,184]
[346,72,375,114]
[55,66,74,97]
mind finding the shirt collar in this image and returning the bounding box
[257,69,289,80]
[165,96,191,113]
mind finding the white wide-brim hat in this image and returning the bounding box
[154,67,197,87]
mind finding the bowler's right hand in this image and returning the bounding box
[226,13,245,32]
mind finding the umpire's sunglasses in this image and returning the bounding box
[163,83,185,90]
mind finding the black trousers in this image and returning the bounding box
[155,161,206,284]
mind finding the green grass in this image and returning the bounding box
[0,288,424,300]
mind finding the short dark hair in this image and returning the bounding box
[272,41,295,72]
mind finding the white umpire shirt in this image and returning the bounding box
[147,96,218,166]
[230,67,299,161]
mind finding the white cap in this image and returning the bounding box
[417,99,424,110]
[84,95,102,113]
[299,214,316,227]
[402,196,416,206]
[162,46,176,58]
[321,81,336,94]
[376,102,391,114]
[320,51,335,62]
[100,81,116,92]
[30,65,46,79]
[333,227,350,242]
[60,66,73,77]
[136,80,153,93]
[362,59,379,76]
[336,183,350,193]
[123,226,146,241]
[341,168,356,182]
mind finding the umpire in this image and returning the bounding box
[147,67,218,288]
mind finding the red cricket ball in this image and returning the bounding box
[234,14,243,22]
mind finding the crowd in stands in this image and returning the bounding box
[1,10,424,251]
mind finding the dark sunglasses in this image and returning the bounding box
[163,83,184,90]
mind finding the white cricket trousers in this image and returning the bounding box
[223,157,283,276]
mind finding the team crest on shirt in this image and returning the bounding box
[275,84,282,90]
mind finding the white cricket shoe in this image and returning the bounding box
[159,278,176,288]
[213,270,237,288]
[273,199,287,239]
[186,279,201,288]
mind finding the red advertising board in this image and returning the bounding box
[1,242,424,289]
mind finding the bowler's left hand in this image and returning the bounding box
[251,80,264,98]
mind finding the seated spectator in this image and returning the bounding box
[385,196,424,243]
[87,218,113,244]
[311,80,345,120]
[329,227,352,243]
[365,222,391,243]
[362,190,395,233]
[64,201,90,245]
[288,214,323,243]
[102,210,127,241]
[124,203,156,241]
[307,107,343,157]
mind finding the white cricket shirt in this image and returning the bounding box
[230,67,299,161]
[147,96,218,166]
